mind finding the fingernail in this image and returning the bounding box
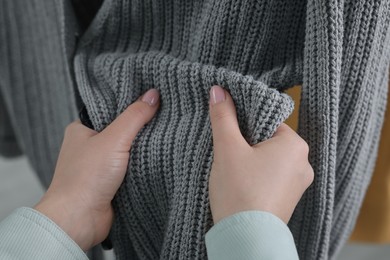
[210,85,225,105]
[141,89,160,106]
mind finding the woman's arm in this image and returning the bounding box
[205,85,313,259]
[0,86,312,259]
[0,88,160,260]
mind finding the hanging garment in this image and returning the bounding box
[1,1,390,260]
[350,78,390,243]
[0,1,104,259]
[286,81,390,244]
[0,0,79,187]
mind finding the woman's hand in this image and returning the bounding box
[208,85,314,224]
[35,89,160,251]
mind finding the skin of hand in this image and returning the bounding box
[208,85,314,224]
[34,89,160,251]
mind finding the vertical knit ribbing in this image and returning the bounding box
[0,1,105,259]
[328,1,390,257]
[289,1,341,259]
[289,1,390,259]
[1,0,390,259]
[72,0,390,259]
[75,51,294,259]
[0,0,79,186]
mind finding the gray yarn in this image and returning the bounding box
[0,0,79,186]
[0,1,103,259]
[1,0,390,260]
[0,94,22,157]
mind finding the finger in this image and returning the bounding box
[209,85,246,149]
[100,88,160,149]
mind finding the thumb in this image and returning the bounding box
[100,88,160,150]
[209,85,246,150]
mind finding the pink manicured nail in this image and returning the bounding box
[210,85,225,105]
[141,89,160,106]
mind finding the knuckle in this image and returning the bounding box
[292,136,310,155]
[303,164,315,186]
[300,139,310,154]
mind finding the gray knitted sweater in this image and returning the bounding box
[1,0,390,259]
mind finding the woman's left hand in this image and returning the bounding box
[35,89,160,251]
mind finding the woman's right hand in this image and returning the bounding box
[208,85,314,224]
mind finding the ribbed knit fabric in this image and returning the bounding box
[0,0,79,186]
[1,1,390,260]
[0,1,103,259]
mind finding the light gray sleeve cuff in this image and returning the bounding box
[205,211,299,260]
[0,207,88,260]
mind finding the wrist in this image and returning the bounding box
[34,195,95,251]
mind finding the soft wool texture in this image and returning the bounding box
[1,1,390,259]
